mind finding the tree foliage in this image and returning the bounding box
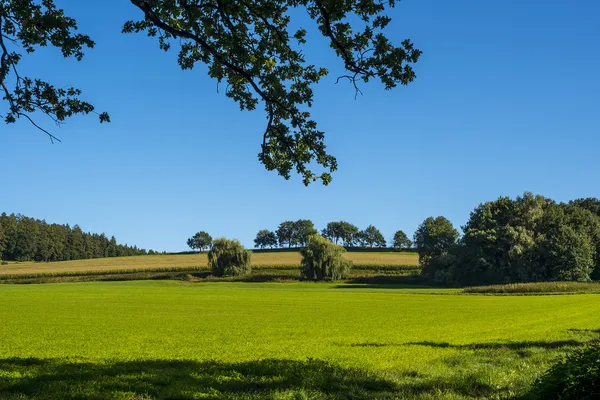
[186,231,213,252]
[321,221,359,246]
[1,0,420,185]
[276,220,296,248]
[358,225,386,247]
[413,216,458,281]
[276,219,317,247]
[253,229,278,249]
[293,219,317,246]
[392,230,411,249]
[300,234,352,281]
[0,212,149,262]
[422,193,600,285]
[570,198,600,218]
[0,0,109,143]
[208,237,252,277]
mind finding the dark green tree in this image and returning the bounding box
[276,221,295,248]
[392,230,412,249]
[359,225,386,248]
[0,220,5,259]
[187,231,213,252]
[1,0,420,185]
[292,219,317,247]
[69,225,86,260]
[321,221,359,246]
[0,212,149,262]
[413,216,459,280]
[254,229,278,249]
[453,193,600,284]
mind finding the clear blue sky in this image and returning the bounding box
[2,0,599,251]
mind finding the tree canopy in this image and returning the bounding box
[358,225,386,247]
[0,0,420,185]
[392,230,411,249]
[417,194,600,285]
[0,212,149,262]
[186,231,213,251]
[254,229,278,249]
[321,221,359,246]
[276,219,317,248]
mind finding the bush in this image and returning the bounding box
[300,235,352,281]
[1,261,8,265]
[525,340,600,399]
[208,238,252,277]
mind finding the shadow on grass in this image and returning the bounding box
[342,339,587,351]
[405,340,585,351]
[0,357,506,400]
[0,358,394,400]
[331,275,452,290]
[567,328,600,335]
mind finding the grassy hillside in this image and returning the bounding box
[0,281,599,399]
[0,251,419,276]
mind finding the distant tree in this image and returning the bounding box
[0,223,5,260]
[322,221,359,246]
[359,225,386,248]
[276,221,296,248]
[322,222,343,244]
[414,216,459,280]
[108,236,118,258]
[293,219,318,247]
[392,230,412,249]
[208,238,252,277]
[254,229,278,249]
[187,231,213,252]
[453,194,600,284]
[300,235,352,281]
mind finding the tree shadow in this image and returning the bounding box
[341,339,586,351]
[406,339,585,351]
[567,328,600,335]
[0,357,503,399]
[331,275,453,290]
[0,358,395,400]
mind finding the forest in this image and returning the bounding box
[0,213,149,262]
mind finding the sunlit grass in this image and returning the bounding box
[0,281,599,398]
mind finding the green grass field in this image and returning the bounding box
[1,280,599,399]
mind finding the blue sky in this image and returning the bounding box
[2,0,599,251]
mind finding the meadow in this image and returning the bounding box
[0,280,599,399]
[0,251,418,276]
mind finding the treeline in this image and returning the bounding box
[414,194,600,285]
[0,213,151,262]
[254,220,412,249]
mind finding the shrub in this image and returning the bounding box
[1,261,8,265]
[300,235,352,281]
[208,238,252,277]
[525,340,600,399]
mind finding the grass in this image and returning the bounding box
[0,251,418,276]
[465,281,600,294]
[0,280,599,399]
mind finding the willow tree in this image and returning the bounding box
[1,0,421,184]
